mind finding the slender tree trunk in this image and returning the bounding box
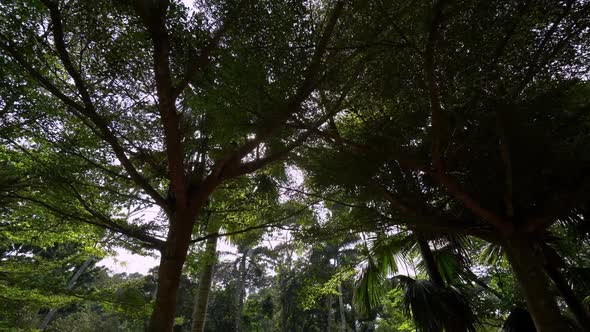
[351,301,358,332]
[280,296,288,332]
[416,237,446,332]
[502,235,572,332]
[280,273,289,332]
[544,261,590,331]
[278,260,291,332]
[417,237,444,288]
[190,234,219,332]
[327,295,334,332]
[39,257,94,330]
[338,283,347,332]
[235,247,252,332]
[149,210,196,332]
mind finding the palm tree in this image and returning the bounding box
[189,174,282,331]
[190,222,220,332]
[481,234,590,332]
[354,232,480,332]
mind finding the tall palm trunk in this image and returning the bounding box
[417,237,444,288]
[327,294,334,331]
[416,237,445,332]
[351,300,358,332]
[338,283,347,331]
[235,247,252,332]
[278,255,292,332]
[544,260,590,331]
[502,235,572,332]
[279,272,290,332]
[190,234,219,332]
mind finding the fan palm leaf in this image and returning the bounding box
[393,275,478,332]
[353,235,404,316]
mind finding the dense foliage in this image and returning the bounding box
[1,0,590,331]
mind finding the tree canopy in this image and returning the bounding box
[1,0,590,331]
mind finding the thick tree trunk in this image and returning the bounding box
[544,261,590,331]
[417,237,444,288]
[149,211,196,332]
[502,235,572,332]
[190,234,219,332]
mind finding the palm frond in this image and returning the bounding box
[393,275,479,332]
[353,235,405,316]
[373,232,415,262]
[416,245,470,286]
[353,258,387,317]
[479,242,504,265]
[445,233,473,265]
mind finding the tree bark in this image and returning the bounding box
[235,247,252,332]
[351,301,358,332]
[327,294,334,332]
[417,237,444,288]
[416,237,446,332]
[502,235,572,332]
[279,271,289,332]
[544,261,590,331]
[338,283,347,331]
[149,211,196,332]
[190,234,219,332]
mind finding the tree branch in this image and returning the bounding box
[422,1,513,234]
[41,0,94,110]
[0,38,85,113]
[13,193,164,249]
[2,3,169,209]
[172,0,250,98]
[377,185,416,216]
[496,109,514,218]
[424,0,447,172]
[135,0,188,207]
[227,77,352,178]
[279,186,366,210]
[201,1,345,193]
[522,0,575,83]
[189,204,312,244]
[427,170,513,234]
